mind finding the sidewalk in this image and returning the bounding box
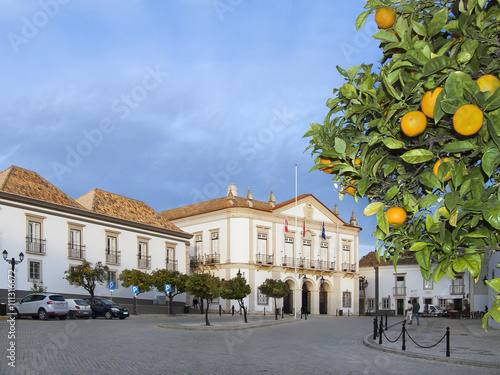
[364,316,500,369]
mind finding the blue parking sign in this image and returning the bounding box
[132,286,139,295]
[109,281,115,290]
[165,284,171,293]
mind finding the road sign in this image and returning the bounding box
[165,284,171,293]
[109,281,115,290]
[132,286,139,295]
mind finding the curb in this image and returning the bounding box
[362,333,500,369]
[157,318,300,331]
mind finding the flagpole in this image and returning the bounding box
[294,164,297,320]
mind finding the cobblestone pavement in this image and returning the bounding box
[365,315,500,368]
[1,314,499,375]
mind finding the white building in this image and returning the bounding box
[162,183,362,316]
[359,251,489,317]
[0,166,192,303]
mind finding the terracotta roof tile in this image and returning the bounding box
[359,251,419,267]
[77,188,183,232]
[162,196,274,220]
[0,166,85,209]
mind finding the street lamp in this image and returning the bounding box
[2,250,24,275]
[237,269,242,278]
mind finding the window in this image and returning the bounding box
[166,245,176,271]
[342,243,352,271]
[257,233,267,255]
[394,275,406,295]
[137,238,150,268]
[424,298,433,305]
[368,298,375,310]
[26,216,46,254]
[68,223,85,259]
[107,270,118,289]
[382,298,390,309]
[28,260,42,282]
[106,233,120,264]
[284,237,294,258]
[303,239,312,259]
[342,291,351,308]
[194,234,203,258]
[211,231,219,255]
[439,299,447,309]
[423,278,433,290]
[257,290,269,305]
[320,241,328,261]
[451,274,464,294]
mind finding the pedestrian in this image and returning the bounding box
[405,300,413,325]
[193,298,198,310]
[412,300,420,325]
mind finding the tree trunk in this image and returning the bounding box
[205,301,210,326]
[274,297,278,320]
[168,293,174,315]
[200,299,205,314]
[133,295,137,315]
[240,300,248,323]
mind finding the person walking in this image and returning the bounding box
[405,300,413,325]
[412,300,420,325]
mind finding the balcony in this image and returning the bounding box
[68,244,86,260]
[281,255,295,267]
[190,255,203,267]
[342,262,356,272]
[166,259,178,271]
[205,253,220,264]
[105,250,121,265]
[137,255,151,269]
[393,286,406,296]
[256,253,273,265]
[26,237,46,255]
[450,284,465,295]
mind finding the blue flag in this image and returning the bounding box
[321,221,326,239]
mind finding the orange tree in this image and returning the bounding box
[304,0,500,326]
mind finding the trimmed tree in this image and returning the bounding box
[304,0,500,327]
[64,261,109,299]
[119,269,153,315]
[151,269,189,315]
[220,273,252,323]
[258,279,290,320]
[186,271,221,326]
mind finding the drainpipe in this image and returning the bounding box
[375,266,379,315]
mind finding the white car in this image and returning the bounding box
[65,298,92,319]
[14,293,69,320]
[419,304,444,315]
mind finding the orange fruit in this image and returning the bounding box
[319,157,335,174]
[354,158,361,167]
[477,75,500,95]
[421,87,443,119]
[401,111,427,137]
[433,158,452,181]
[387,207,407,227]
[375,7,396,29]
[345,180,356,196]
[453,104,483,136]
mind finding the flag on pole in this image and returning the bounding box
[321,221,326,239]
[285,215,288,233]
[302,218,306,237]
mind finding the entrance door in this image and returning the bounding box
[283,281,293,314]
[359,299,365,316]
[302,284,311,314]
[319,285,327,314]
[397,299,405,315]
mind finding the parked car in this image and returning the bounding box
[14,293,68,320]
[66,298,92,319]
[84,298,129,319]
[419,304,445,316]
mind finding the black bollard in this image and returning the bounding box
[264,307,266,317]
[373,317,378,340]
[378,318,383,345]
[219,305,221,316]
[282,308,284,319]
[446,327,450,357]
[232,305,234,316]
[305,309,308,320]
[385,313,388,330]
[402,323,406,351]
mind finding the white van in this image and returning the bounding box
[419,304,444,315]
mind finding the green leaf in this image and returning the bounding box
[334,137,346,154]
[409,242,429,251]
[412,21,427,36]
[340,83,357,99]
[400,149,434,164]
[482,144,499,177]
[427,8,448,38]
[382,137,405,149]
[483,201,500,230]
[419,170,441,189]
[444,191,460,212]
[372,30,399,43]
[442,141,475,153]
[419,194,438,208]
[377,208,389,234]
[384,185,400,201]
[422,56,451,76]
[415,247,431,270]
[486,278,500,292]
[355,11,370,31]
[453,258,467,273]
[363,202,384,216]
[485,86,500,111]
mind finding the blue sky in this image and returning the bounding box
[0,0,383,257]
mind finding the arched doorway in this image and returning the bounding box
[302,282,311,314]
[319,283,328,315]
[283,280,294,314]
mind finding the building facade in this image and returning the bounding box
[359,251,489,317]
[162,184,362,316]
[0,166,191,303]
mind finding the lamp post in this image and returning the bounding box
[2,250,24,276]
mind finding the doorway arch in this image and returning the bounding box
[283,280,294,314]
[302,282,311,314]
[319,283,328,314]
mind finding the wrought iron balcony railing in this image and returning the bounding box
[205,253,220,264]
[26,237,46,255]
[281,255,295,267]
[450,284,465,295]
[341,262,356,272]
[68,244,86,260]
[393,286,406,296]
[256,253,273,264]
[190,255,204,266]
[137,255,151,269]
[105,250,121,265]
[166,259,178,271]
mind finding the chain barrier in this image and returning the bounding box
[381,329,403,343]
[405,329,447,349]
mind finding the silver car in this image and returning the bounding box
[14,293,69,320]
